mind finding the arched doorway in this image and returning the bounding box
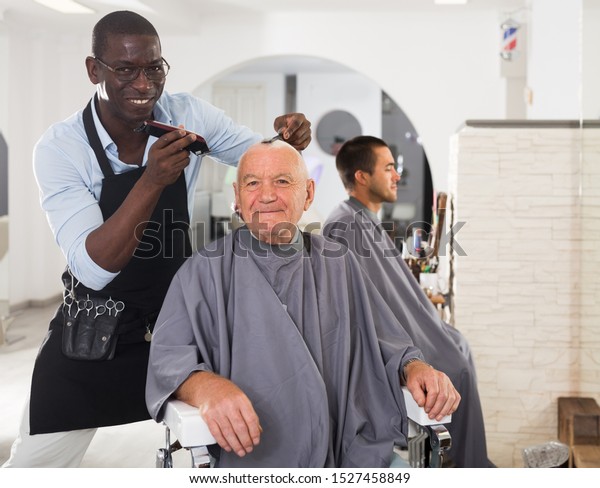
[191,55,434,248]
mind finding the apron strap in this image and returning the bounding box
[82,96,114,178]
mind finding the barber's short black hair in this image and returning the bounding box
[335,136,389,191]
[92,10,160,58]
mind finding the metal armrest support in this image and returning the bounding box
[402,388,452,468]
[157,400,216,468]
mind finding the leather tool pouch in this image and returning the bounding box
[62,294,120,361]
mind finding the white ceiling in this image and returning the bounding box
[0,0,528,35]
[0,0,527,75]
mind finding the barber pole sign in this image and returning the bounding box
[500,19,519,60]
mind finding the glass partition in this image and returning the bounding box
[0,22,8,342]
[580,0,600,394]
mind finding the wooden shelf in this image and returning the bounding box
[558,397,600,468]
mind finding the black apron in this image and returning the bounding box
[29,98,192,434]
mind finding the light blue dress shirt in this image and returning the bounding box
[33,91,262,290]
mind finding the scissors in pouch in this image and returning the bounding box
[105,297,125,317]
[74,294,94,318]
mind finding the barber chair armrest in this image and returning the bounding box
[163,399,216,448]
[159,391,452,468]
[162,389,450,448]
[402,387,451,425]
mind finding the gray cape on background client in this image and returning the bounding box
[324,198,492,468]
[146,226,425,468]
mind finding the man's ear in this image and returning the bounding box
[303,179,316,211]
[232,182,240,214]
[354,169,369,187]
[85,56,100,85]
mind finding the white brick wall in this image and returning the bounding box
[448,125,600,467]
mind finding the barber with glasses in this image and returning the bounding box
[3,10,311,468]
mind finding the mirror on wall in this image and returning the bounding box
[193,56,434,246]
[381,91,433,247]
[316,110,362,156]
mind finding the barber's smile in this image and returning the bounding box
[127,98,153,105]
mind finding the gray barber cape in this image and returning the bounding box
[146,226,424,468]
[324,198,492,468]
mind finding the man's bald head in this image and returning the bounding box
[237,140,308,183]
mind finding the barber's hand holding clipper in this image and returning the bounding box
[144,128,197,186]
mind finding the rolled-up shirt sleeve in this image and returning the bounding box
[33,128,119,290]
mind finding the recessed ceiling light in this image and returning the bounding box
[34,0,95,14]
[434,0,469,5]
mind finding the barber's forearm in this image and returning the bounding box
[85,175,164,272]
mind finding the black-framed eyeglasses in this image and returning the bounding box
[94,57,170,82]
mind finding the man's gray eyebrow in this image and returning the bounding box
[242,173,294,181]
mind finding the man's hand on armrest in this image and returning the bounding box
[403,361,461,422]
[175,371,261,458]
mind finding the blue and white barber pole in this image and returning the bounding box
[500,19,519,60]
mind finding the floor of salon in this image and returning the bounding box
[0,301,190,468]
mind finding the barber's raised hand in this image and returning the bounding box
[144,129,196,186]
[273,113,312,151]
[176,371,261,458]
[404,361,461,422]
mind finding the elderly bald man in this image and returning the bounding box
[146,140,459,468]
